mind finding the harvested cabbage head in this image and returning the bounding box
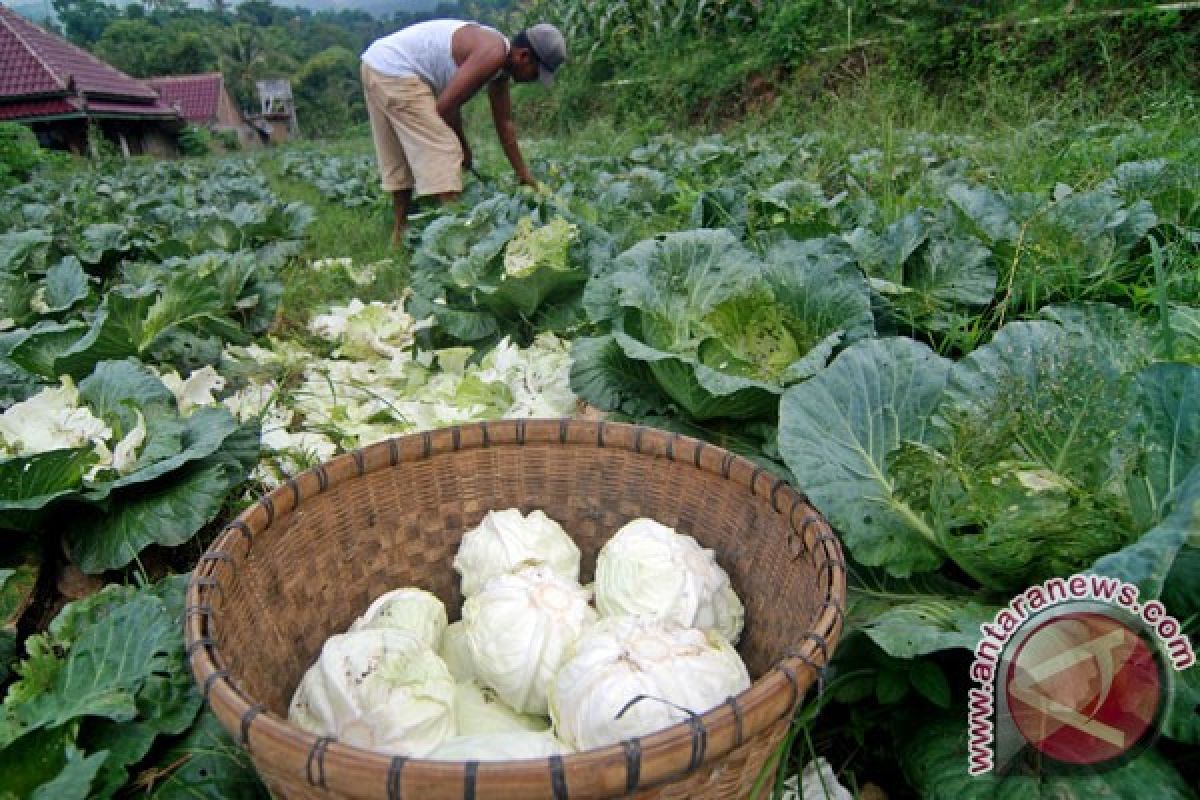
[453,509,581,597]
[454,681,550,736]
[463,564,596,715]
[288,629,456,756]
[595,518,744,643]
[549,616,750,751]
[440,621,476,682]
[427,730,571,761]
[349,587,448,650]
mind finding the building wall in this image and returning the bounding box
[215,87,241,128]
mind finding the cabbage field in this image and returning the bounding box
[1,119,1197,797]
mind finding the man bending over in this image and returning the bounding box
[360,19,567,246]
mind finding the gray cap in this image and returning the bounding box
[525,23,567,87]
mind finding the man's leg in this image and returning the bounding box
[392,189,413,247]
[362,63,415,247]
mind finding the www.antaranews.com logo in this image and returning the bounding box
[967,573,1195,776]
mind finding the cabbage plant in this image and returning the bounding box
[574,229,872,420]
[410,195,613,343]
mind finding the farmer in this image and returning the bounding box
[360,20,567,246]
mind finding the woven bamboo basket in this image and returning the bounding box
[186,420,846,800]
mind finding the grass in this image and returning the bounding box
[255,144,412,330]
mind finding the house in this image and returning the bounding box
[249,78,300,145]
[0,4,182,156]
[146,72,261,149]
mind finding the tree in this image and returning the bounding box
[50,0,119,45]
[93,19,171,76]
[293,45,365,136]
[220,24,269,109]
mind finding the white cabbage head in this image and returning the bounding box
[454,681,550,736]
[595,518,744,643]
[463,564,596,715]
[548,616,750,751]
[287,629,456,756]
[426,730,571,761]
[349,588,448,650]
[453,509,581,598]
[440,621,476,682]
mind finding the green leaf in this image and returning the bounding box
[1093,363,1200,597]
[1123,363,1200,529]
[408,293,498,344]
[1162,664,1199,744]
[77,223,129,265]
[40,258,90,314]
[1,593,174,743]
[1040,303,1158,377]
[762,237,875,377]
[569,334,676,417]
[0,358,44,407]
[946,183,1020,242]
[146,711,267,800]
[908,661,952,709]
[79,576,202,797]
[843,211,928,283]
[0,272,35,326]
[51,289,158,379]
[68,462,237,573]
[615,229,762,335]
[926,320,1135,586]
[875,668,909,704]
[86,406,239,498]
[778,338,952,577]
[0,544,40,683]
[901,718,1195,799]
[0,230,53,273]
[0,726,78,800]
[860,598,997,659]
[30,745,107,800]
[78,358,174,422]
[0,448,94,531]
[616,324,782,420]
[6,321,90,378]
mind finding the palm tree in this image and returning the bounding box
[219,24,268,110]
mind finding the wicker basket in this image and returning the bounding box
[186,420,846,800]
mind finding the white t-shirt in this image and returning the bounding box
[361,19,507,96]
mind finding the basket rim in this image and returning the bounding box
[186,419,846,799]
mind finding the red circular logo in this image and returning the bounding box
[1005,612,1162,765]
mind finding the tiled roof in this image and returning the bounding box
[87,99,181,118]
[0,97,79,121]
[0,5,159,101]
[147,73,223,122]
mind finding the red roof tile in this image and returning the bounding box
[0,97,79,121]
[147,73,223,122]
[86,99,181,118]
[0,5,159,101]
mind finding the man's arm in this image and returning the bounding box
[487,77,536,187]
[436,28,508,168]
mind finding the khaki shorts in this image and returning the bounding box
[361,62,463,196]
